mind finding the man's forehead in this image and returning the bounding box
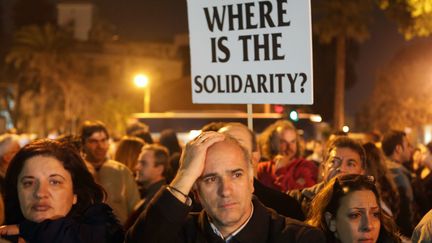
[87,131,108,140]
[140,149,154,157]
[204,140,247,168]
[329,147,360,159]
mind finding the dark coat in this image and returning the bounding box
[126,188,325,243]
[253,179,305,221]
[18,203,124,243]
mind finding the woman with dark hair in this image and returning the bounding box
[362,142,400,218]
[158,129,182,155]
[307,174,401,243]
[0,139,124,242]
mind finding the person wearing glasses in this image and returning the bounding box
[307,174,401,243]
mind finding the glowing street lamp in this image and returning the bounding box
[133,74,150,113]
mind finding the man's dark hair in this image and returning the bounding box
[80,120,109,144]
[381,130,406,157]
[324,136,366,169]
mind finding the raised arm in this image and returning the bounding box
[168,131,225,202]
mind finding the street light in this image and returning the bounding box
[133,74,151,113]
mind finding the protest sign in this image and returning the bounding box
[187,0,313,104]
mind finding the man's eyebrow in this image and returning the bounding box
[230,168,244,174]
[199,172,218,180]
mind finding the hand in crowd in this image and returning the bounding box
[169,131,225,198]
[0,224,19,236]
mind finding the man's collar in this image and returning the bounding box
[199,197,270,242]
[208,202,254,241]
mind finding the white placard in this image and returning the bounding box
[187,0,313,104]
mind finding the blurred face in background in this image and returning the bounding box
[18,156,77,223]
[277,128,297,160]
[322,147,364,182]
[83,131,109,165]
[135,149,163,187]
[399,136,413,163]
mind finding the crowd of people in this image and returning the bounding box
[0,119,431,242]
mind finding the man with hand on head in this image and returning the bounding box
[218,122,304,220]
[126,132,324,243]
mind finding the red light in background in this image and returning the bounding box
[274,105,284,114]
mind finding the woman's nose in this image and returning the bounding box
[34,182,49,199]
[360,215,374,232]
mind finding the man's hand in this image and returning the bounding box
[0,224,19,236]
[169,132,225,199]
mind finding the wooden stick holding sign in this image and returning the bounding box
[247,104,253,131]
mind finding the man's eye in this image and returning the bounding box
[203,177,217,183]
[347,161,357,167]
[233,172,243,178]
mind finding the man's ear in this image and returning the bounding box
[324,212,337,232]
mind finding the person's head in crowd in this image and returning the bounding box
[200,122,226,132]
[80,120,110,169]
[131,130,154,144]
[4,139,106,224]
[321,136,366,182]
[308,174,400,243]
[135,144,169,188]
[193,134,254,235]
[426,141,432,155]
[159,129,182,155]
[259,120,300,161]
[56,134,96,176]
[366,131,382,144]
[0,134,21,172]
[218,122,260,170]
[381,130,413,164]
[126,121,149,136]
[114,136,145,171]
[56,134,82,153]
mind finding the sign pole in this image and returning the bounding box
[247,104,253,131]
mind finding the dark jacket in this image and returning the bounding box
[126,188,325,243]
[18,203,124,243]
[254,179,305,221]
[124,179,167,229]
[288,182,325,216]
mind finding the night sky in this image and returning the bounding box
[94,0,188,42]
[96,1,429,120]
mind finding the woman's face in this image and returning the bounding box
[329,190,381,243]
[17,155,77,223]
